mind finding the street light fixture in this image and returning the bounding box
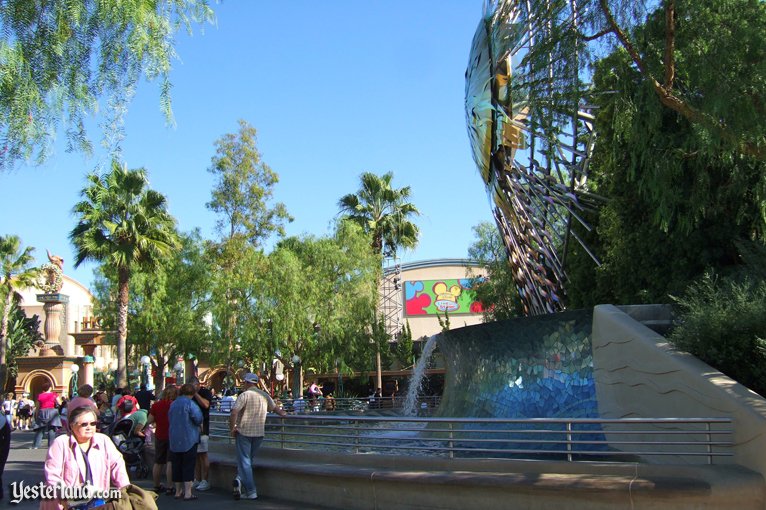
[70,364,80,397]
[140,355,151,388]
[173,358,185,384]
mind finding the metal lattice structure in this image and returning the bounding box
[381,252,403,338]
[465,0,603,316]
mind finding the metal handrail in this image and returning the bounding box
[209,413,733,464]
[211,396,441,414]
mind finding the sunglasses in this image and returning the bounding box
[75,421,98,428]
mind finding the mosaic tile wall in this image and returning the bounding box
[435,309,604,453]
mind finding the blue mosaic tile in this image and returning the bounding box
[436,310,607,453]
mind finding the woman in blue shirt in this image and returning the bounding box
[168,383,203,500]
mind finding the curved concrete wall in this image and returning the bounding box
[593,304,766,480]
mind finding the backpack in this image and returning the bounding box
[121,399,134,413]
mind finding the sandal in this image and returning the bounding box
[165,488,176,496]
[152,485,166,492]
[183,495,198,501]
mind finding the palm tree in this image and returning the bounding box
[70,160,180,387]
[0,235,39,390]
[338,172,420,257]
[338,171,420,389]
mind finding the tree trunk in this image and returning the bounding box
[0,290,12,391]
[117,268,130,388]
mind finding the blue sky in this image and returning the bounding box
[0,2,494,290]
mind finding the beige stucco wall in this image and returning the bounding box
[393,259,485,340]
[592,304,766,481]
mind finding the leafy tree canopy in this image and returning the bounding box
[520,0,766,161]
[467,222,523,321]
[338,171,420,257]
[207,119,292,247]
[564,0,766,307]
[93,229,211,390]
[3,301,42,392]
[0,0,215,170]
[0,234,38,390]
[70,160,180,387]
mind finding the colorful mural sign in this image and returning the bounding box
[404,278,484,316]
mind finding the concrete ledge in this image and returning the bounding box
[195,445,765,510]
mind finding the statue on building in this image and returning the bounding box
[46,249,64,270]
[38,250,64,294]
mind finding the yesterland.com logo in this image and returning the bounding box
[9,481,122,505]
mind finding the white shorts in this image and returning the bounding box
[197,434,209,453]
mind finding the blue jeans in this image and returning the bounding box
[33,426,55,448]
[234,434,264,495]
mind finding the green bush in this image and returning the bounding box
[670,273,766,397]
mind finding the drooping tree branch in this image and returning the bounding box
[597,0,764,159]
[580,27,613,41]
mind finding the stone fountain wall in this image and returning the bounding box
[434,310,604,455]
[437,309,597,419]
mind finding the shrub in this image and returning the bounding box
[670,273,766,397]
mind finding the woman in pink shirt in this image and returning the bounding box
[32,382,61,449]
[41,406,130,510]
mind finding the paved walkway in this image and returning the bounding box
[3,429,336,509]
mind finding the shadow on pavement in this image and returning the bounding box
[3,430,338,510]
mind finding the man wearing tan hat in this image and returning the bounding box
[229,372,287,500]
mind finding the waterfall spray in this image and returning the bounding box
[402,334,439,415]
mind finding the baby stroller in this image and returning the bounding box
[110,417,149,479]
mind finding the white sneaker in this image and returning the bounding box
[232,477,241,500]
[192,480,200,489]
[196,480,210,491]
[244,491,258,500]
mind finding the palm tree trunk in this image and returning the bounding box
[0,290,12,391]
[117,268,130,388]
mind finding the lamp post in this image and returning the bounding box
[140,355,151,388]
[174,358,185,384]
[291,354,301,399]
[70,364,80,397]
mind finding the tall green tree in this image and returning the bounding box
[0,0,215,170]
[338,171,420,389]
[207,119,292,246]
[70,160,180,387]
[251,221,380,396]
[205,119,291,377]
[466,222,523,321]
[0,235,38,390]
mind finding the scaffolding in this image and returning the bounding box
[381,252,403,340]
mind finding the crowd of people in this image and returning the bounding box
[0,373,289,505]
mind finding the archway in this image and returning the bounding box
[23,371,57,401]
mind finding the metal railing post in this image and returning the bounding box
[354,418,360,454]
[281,416,285,449]
[566,421,573,462]
[706,422,712,465]
[448,422,454,459]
